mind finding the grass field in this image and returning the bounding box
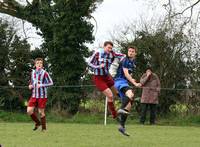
[1,123,200,147]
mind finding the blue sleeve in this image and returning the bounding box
[121,58,129,69]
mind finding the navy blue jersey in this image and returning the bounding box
[115,57,136,80]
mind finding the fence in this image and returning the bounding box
[1,85,200,120]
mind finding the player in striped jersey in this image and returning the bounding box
[27,58,53,131]
[88,41,125,119]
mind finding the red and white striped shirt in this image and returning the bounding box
[30,69,53,98]
[88,48,124,76]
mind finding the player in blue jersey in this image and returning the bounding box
[114,47,141,136]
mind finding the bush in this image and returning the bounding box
[169,103,189,116]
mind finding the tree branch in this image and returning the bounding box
[22,20,28,39]
[0,1,25,20]
[171,0,200,18]
[26,0,31,5]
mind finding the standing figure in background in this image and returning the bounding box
[140,67,160,125]
[27,58,53,131]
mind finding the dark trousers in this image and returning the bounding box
[140,103,157,124]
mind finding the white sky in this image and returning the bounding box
[1,0,199,49]
[20,0,166,49]
[91,0,165,47]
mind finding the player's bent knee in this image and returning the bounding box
[108,94,113,99]
[38,109,45,117]
[41,112,45,117]
[125,90,134,99]
[106,93,113,100]
[103,89,113,100]
[27,109,33,115]
[128,94,134,99]
[40,113,45,117]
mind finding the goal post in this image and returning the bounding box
[104,96,108,126]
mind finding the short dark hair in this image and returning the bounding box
[128,46,137,51]
[104,41,113,47]
[34,58,43,63]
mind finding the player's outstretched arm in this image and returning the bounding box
[123,68,141,87]
[87,51,102,69]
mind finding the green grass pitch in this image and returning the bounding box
[1,123,200,147]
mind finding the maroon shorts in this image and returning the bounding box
[92,75,114,91]
[28,98,47,109]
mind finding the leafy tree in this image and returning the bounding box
[0,19,32,111]
[0,20,11,109]
[8,36,32,111]
[0,0,102,114]
[117,27,191,114]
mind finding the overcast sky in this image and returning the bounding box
[90,0,167,47]
[2,0,196,49]
[0,0,168,49]
[22,0,166,49]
